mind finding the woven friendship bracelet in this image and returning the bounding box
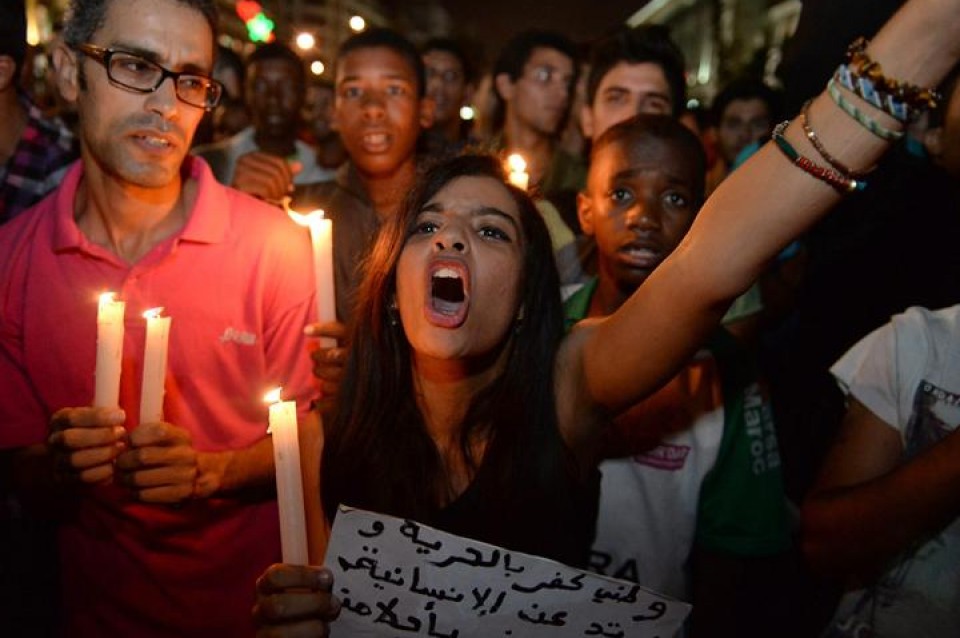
[827,79,904,142]
[846,37,940,111]
[772,121,867,194]
[835,64,910,122]
[799,101,871,179]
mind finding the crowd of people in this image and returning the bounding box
[1,0,959,637]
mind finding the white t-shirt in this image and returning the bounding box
[826,305,960,638]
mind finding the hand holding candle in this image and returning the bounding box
[94,292,125,408]
[140,308,171,425]
[289,210,337,348]
[265,387,309,565]
[506,153,529,191]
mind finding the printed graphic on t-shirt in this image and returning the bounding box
[743,382,780,475]
[633,444,691,471]
[904,380,960,458]
[827,378,960,637]
[219,327,257,346]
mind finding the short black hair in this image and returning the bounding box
[0,0,27,76]
[246,41,305,87]
[421,37,476,84]
[591,113,707,207]
[337,28,426,97]
[493,29,579,84]
[586,25,686,117]
[63,0,218,55]
[491,30,580,130]
[711,77,783,125]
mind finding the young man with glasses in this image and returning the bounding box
[707,78,782,195]
[420,38,477,155]
[492,30,584,194]
[0,0,324,636]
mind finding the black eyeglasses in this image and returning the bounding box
[75,43,223,110]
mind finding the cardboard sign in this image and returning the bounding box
[326,506,690,637]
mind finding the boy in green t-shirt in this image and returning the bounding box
[566,114,793,637]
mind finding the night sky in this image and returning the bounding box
[437,0,649,64]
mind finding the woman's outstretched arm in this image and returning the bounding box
[561,0,960,434]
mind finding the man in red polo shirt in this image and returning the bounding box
[0,0,328,635]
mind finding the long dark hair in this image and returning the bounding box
[322,154,566,523]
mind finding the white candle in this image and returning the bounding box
[94,292,125,408]
[289,210,336,347]
[265,387,309,565]
[506,153,529,191]
[140,307,171,424]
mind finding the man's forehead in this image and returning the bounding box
[722,98,770,119]
[527,46,573,70]
[93,0,214,65]
[337,47,418,82]
[600,62,669,92]
[596,138,694,175]
[423,50,462,71]
[249,57,302,79]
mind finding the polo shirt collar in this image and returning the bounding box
[50,156,230,251]
[179,155,229,244]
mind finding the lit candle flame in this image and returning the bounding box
[507,153,527,173]
[288,209,326,228]
[142,307,165,320]
[99,292,117,306]
[264,387,283,404]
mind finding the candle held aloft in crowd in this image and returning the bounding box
[289,209,336,348]
[506,153,529,191]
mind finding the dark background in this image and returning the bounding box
[437,0,647,64]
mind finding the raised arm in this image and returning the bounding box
[562,0,960,424]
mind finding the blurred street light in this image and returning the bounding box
[348,15,366,32]
[296,32,316,50]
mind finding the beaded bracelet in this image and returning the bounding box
[835,64,911,122]
[827,79,904,142]
[846,37,940,111]
[799,101,871,179]
[772,121,867,194]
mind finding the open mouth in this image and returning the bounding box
[133,134,174,150]
[618,243,662,269]
[431,267,465,312]
[361,132,390,152]
[427,265,469,327]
